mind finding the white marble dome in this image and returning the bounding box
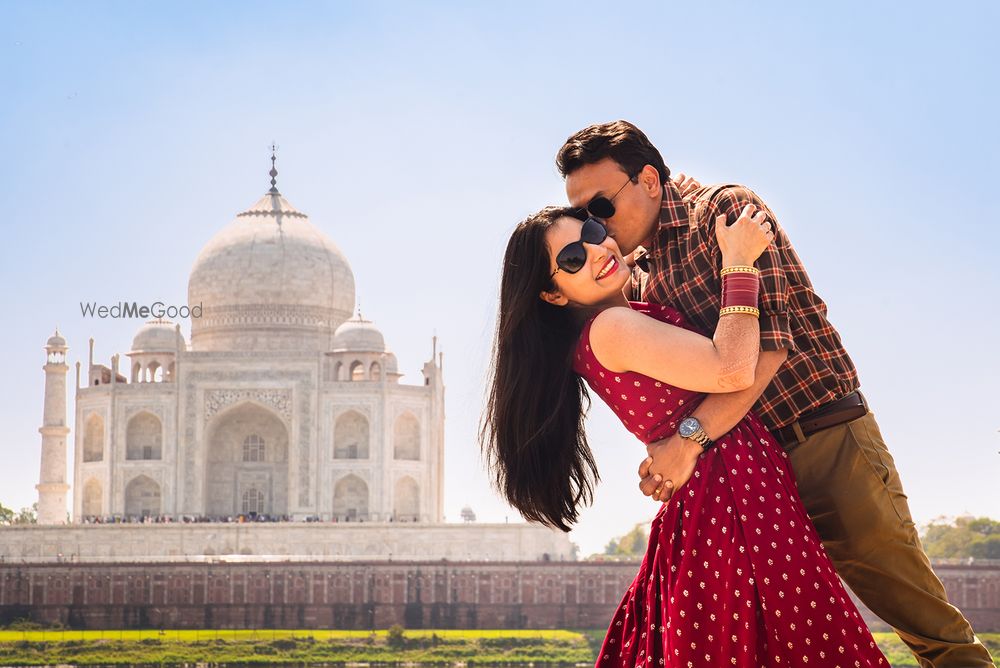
[187,187,355,352]
[131,319,184,353]
[333,314,386,352]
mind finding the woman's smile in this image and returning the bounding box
[595,254,619,281]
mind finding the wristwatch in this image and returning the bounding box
[678,417,714,451]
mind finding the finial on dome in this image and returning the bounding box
[353,305,372,323]
[268,143,279,194]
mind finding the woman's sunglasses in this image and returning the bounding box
[550,215,609,278]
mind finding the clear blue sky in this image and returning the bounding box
[1,1,997,556]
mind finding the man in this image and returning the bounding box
[557,120,993,667]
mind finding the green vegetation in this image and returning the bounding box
[0,500,37,525]
[593,522,649,559]
[874,632,999,666]
[0,628,592,665]
[0,628,996,665]
[922,516,1000,559]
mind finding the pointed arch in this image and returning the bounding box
[126,411,162,460]
[334,410,369,459]
[124,475,160,518]
[82,478,103,517]
[83,413,104,462]
[393,476,420,521]
[332,474,368,520]
[393,412,421,460]
[204,401,289,518]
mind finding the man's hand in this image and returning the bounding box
[636,434,703,502]
[636,350,790,502]
[674,173,702,197]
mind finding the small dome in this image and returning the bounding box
[46,328,67,348]
[333,313,386,352]
[131,319,184,353]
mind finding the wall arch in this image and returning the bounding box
[126,411,162,460]
[393,413,420,460]
[334,410,369,459]
[332,474,369,520]
[82,478,102,517]
[83,413,104,462]
[394,476,420,521]
[124,475,160,518]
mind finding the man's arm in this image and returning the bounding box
[637,348,788,500]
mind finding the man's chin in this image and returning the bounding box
[620,242,639,256]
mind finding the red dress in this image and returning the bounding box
[574,302,887,668]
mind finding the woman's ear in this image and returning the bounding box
[539,288,568,307]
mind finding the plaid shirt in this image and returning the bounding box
[638,180,859,430]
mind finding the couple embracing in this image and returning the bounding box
[481,121,993,667]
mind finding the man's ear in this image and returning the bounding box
[639,164,662,197]
[539,288,568,307]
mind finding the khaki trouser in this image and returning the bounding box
[781,411,994,667]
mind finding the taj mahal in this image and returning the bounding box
[13,155,573,562]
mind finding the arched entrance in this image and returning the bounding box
[204,402,289,518]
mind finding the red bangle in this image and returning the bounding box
[722,273,760,309]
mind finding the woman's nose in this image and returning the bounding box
[586,243,606,263]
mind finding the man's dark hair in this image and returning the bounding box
[556,120,670,185]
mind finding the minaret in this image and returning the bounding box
[36,328,70,524]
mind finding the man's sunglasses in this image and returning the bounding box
[585,173,635,219]
[549,215,609,278]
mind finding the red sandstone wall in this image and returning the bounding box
[1,560,997,632]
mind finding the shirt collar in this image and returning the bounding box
[658,179,690,228]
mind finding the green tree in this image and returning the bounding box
[15,503,38,525]
[602,523,649,557]
[0,502,36,525]
[969,535,1000,559]
[921,516,1000,558]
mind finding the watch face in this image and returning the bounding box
[679,418,698,437]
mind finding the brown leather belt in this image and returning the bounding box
[772,390,869,447]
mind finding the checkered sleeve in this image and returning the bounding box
[712,186,796,353]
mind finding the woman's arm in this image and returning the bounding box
[589,306,760,393]
[589,204,773,394]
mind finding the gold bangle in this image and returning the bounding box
[720,265,760,277]
[719,305,760,317]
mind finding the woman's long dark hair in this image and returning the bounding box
[480,206,600,532]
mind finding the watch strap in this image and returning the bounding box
[691,430,714,451]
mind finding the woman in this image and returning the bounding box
[481,205,888,667]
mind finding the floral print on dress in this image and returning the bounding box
[574,302,888,668]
